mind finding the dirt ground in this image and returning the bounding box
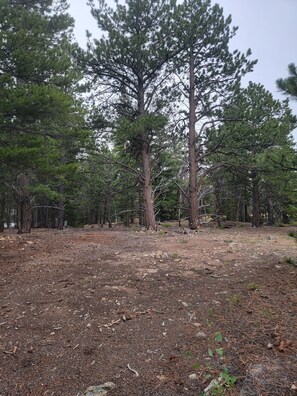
[0,223,297,396]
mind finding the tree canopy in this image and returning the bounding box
[0,0,296,232]
[277,63,297,100]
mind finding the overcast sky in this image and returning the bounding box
[68,0,297,118]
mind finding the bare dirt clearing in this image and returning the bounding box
[0,225,297,395]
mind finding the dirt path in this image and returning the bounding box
[0,226,296,395]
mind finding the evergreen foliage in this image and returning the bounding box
[0,0,296,230]
[0,0,88,232]
[277,63,297,100]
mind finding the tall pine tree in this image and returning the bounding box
[0,0,86,232]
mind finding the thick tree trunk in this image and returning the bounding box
[18,197,31,234]
[57,183,65,230]
[252,172,260,228]
[138,79,157,230]
[188,48,200,230]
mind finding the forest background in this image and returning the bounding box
[1,0,297,233]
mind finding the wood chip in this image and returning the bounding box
[103,319,121,328]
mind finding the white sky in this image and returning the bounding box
[68,0,297,121]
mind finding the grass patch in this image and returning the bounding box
[228,294,242,304]
[208,307,215,317]
[247,282,259,291]
[284,256,297,266]
[158,230,166,236]
[261,308,275,319]
[184,351,195,359]
[288,231,297,239]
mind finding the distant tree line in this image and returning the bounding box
[0,0,296,233]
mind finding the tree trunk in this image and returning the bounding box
[18,197,31,234]
[213,176,222,227]
[57,183,65,230]
[0,194,5,232]
[17,174,31,234]
[138,78,157,230]
[178,187,182,228]
[138,188,144,226]
[238,198,246,223]
[282,212,289,224]
[33,207,38,228]
[245,203,249,223]
[267,198,275,225]
[141,137,157,230]
[252,172,260,228]
[188,48,200,230]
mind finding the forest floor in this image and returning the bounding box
[0,223,297,396]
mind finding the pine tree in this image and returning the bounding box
[174,0,256,229]
[82,0,183,230]
[207,83,296,227]
[0,0,87,232]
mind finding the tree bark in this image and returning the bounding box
[252,172,260,227]
[213,176,222,227]
[282,211,289,224]
[141,136,157,229]
[238,198,246,223]
[17,174,31,234]
[267,198,275,225]
[138,77,157,230]
[57,183,65,230]
[18,197,31,234]
[188,48,200,229]
[0,194,5,232]
[5,202,11,229]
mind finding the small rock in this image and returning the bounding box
[181,302,188,307]
[204,378,222,395]
[195,331,207,339]
[267,343,273,349]
[189,373,198,380]
[267,236,276,240]
[83,382,116,396]
[291,384,297,390]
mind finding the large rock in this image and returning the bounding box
[83,382,116,396]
